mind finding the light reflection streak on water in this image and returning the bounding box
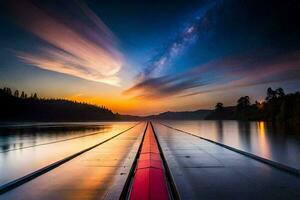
[0,128,110,153]
[61,137,132,199]
[0,122,137,186]
[257,121,270,158]
[162,120,300,170]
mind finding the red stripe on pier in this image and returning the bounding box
[129,123,169,200]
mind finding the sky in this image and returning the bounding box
[0,0,300,115]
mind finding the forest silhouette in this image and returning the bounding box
[0,87,300,128]
[0,87,116,121]
[207,87,300,128]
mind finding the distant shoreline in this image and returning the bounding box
[1,87,300,129]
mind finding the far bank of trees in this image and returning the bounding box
[1,86,300,126]
[207,87,300,127]
[0,87,117,122]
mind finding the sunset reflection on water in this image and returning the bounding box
[257,121,270,158]
[0,122,137,186]
[163,120,300,170]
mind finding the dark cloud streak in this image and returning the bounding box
[124,50,300,99]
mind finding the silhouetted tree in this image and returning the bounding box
[255,101,260,107]
[3,87,12,95]
[235,96,251,120]
[20,91,26,99]
[276,88,285,98]
[215,102,224,111]
[237,96,250,110]
[266,87,276,101]
[30,93,38,99]
[14,90,19,97]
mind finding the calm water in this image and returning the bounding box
[0,122,137,186]
[1,120,299,188]
[162,120,300,170]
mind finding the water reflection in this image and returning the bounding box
[0,122,137,186]
[216,121,224,143]
[163,120,300,170]
[0,125,110,152]
[238,121,252,152]
[257,122,270,158]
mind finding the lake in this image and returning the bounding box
[162,120,300,170]
[0,122,137,186]
[0,120,299,188]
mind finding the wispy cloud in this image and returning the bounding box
[11,1,123,86]
[123,75,207,99]
[124,50,300,99]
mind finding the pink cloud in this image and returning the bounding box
[11,1,123,86]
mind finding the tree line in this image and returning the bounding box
[2,87,38,99]
[208,87,300,127]
[0,87,117,121]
